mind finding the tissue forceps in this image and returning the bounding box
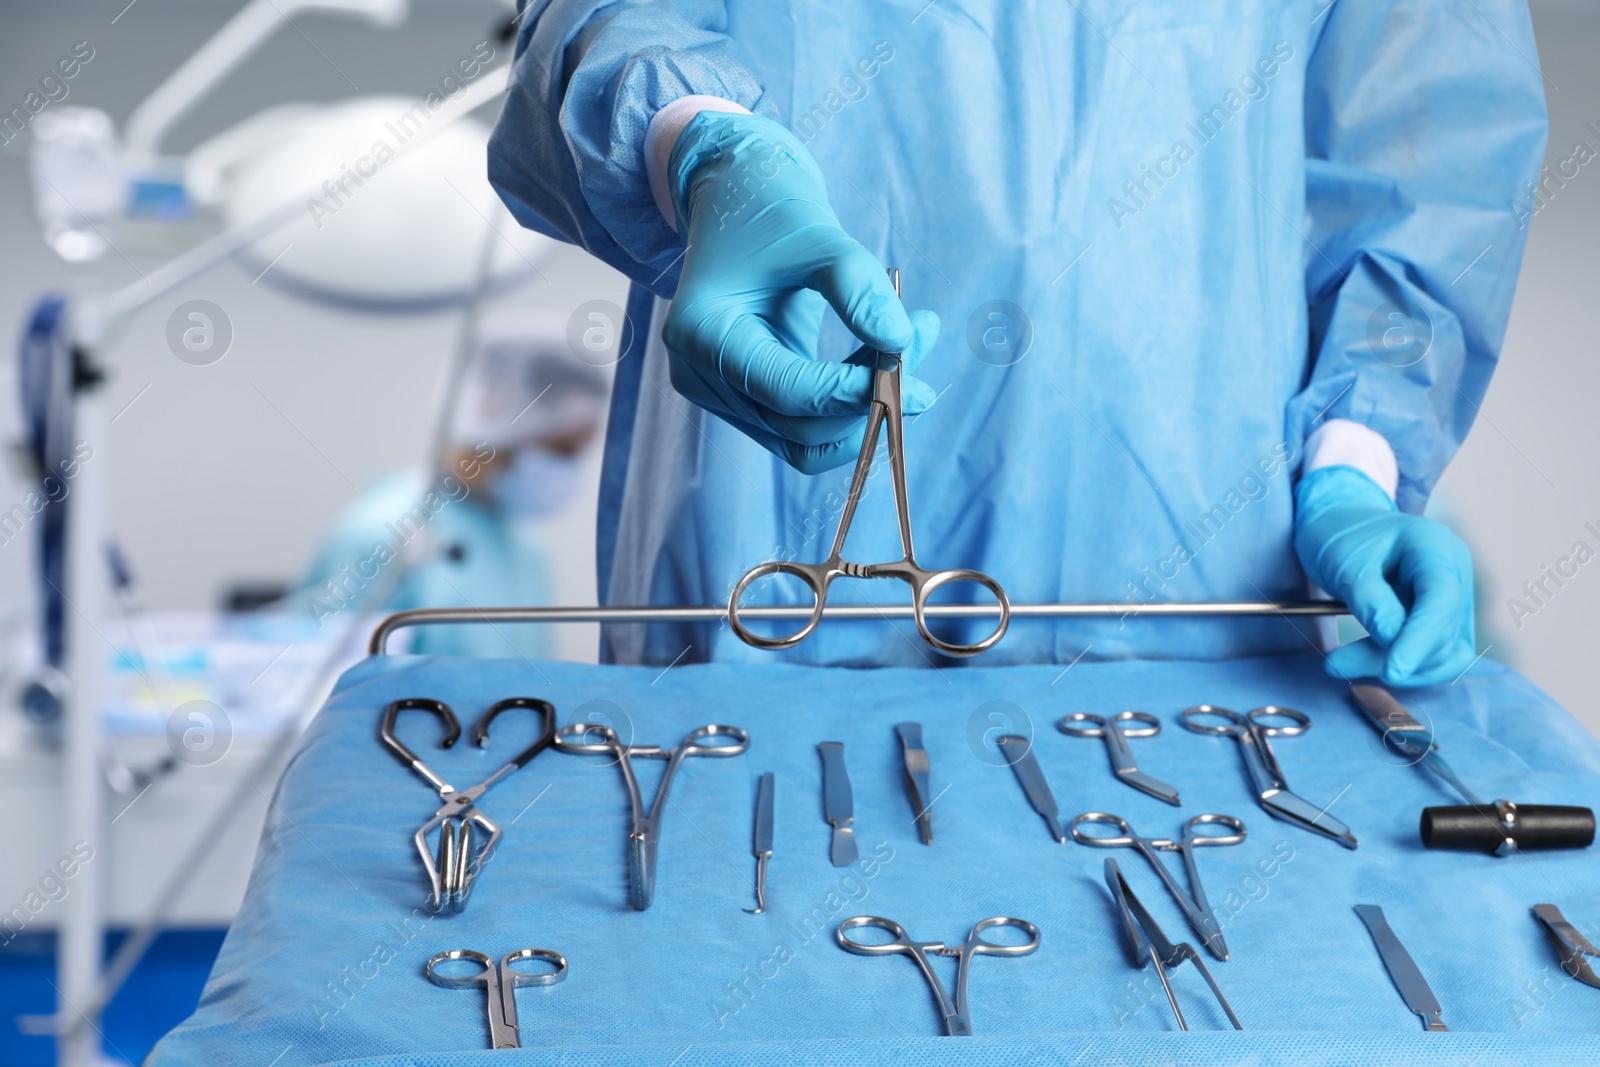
[424,947,567,1049]
[381,697,556,911]
[1180,704,1358,850]
[1070,812,1246,960]
[554,721,749,909]
[728,269,1010,658]
[836,915,1040,1036]
[1059,712,1180,805]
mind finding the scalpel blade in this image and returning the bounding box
[819,742,857,867]
[1355,904,1448,1031]
[998,735,1065,843]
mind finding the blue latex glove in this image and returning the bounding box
[663,111,938,473]
[1293,465,1476,687]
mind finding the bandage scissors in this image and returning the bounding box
[1179,704,1358,850]
[554,721,749,909]
[1059,711,1180,805]
[835,915,1040,1036]
[424,947,567,1049]
[728,269,1010,658]
[380,697,556,912]
[1070,812,1245,960]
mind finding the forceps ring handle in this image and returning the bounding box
[1069,812,1140,847]
[552,721,622,754]
[424,947,495,987]
[965,916,1043,956]
[1248,705,1311,735]
[1178,704,1246,735]
[1184,813,1248,847]
[501,947,569,987]
[727,560,834,650]
[1059,711,1161,738]
[909,567,1011,658]
[835,915,930,955]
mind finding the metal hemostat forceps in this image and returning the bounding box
[553,722,749,909]
[835,915,1040,1036]
[381,697,557,912]
[1070,812,1246,960]
[1104,859,1243,1031]
[1059,711,1180,806]
[1180,704,1358,849]
[425,947,567,1049]
[727,269,1011,657]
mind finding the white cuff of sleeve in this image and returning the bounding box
[644,96,752,233]
[1303,418,1399,500]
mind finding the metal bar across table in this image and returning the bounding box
[368,601,1347,655]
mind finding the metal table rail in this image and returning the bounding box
[368,601,1348,655]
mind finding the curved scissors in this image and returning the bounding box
[1070,812,1246,960]
[728,269,1010,658]
[554,722,748,910]
[1059,711,1179,805]
[381,697,556,912]
[1179,704,1358,850]
[425,947,567,1049]
[836,915,1040,1036]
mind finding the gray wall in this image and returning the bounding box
[1,1,1595,723]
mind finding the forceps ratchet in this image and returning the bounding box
[728,268,1010,658]
[381,697,556,911]
[1180,704,1358,850]
[554,722,748,909]
[1071,812,1246,960]
[424,947,567,1049]
[1059,712,1180,805]
[835,915,1040,1035]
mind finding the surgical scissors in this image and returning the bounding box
[1059,712,1180,805]
[835,915,1040,1036]
[554,721,749,909]
[424,947,567,1049]
[1179,704,1358,850]
[728,269,1010,658]
[1070,812,1245,960]
[381,697,556,912]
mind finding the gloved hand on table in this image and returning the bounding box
[663,111,938,473]
[1293,465,1476,687]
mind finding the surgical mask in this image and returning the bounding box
[489,448,583,519]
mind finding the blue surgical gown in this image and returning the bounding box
[488,0,1546,667]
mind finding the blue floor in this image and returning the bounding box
[1,928,225,1066]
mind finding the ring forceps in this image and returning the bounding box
[554,722,749,909]
[728,269,1010,658]
[1180,705,1358,850]
[1059,712,1180,805]
[381,697,556,911]
[836,915,1040,1035]
[425,947,567,1049]
[1071,812,1245,960]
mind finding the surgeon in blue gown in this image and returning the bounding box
[293,325,607,658]
[488,1,1546,682]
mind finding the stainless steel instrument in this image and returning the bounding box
[835,915,1040,1036]
[1180,704,1358,849]
[896,722,935,844]
[1104,859,1242,1031]
[819,741,857,866]
[424,947,567,1049]
[1059,711,1179,806]
[1533,904,1600,989]
[1350,683,1596,855]
[380,697,556,912]
[727,269,1011,658]
[1071,812,1245,961]
[997,734,1065,843]
[744,772,775,915]
[1354,904,1447,1032]
[553,722,749,910]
